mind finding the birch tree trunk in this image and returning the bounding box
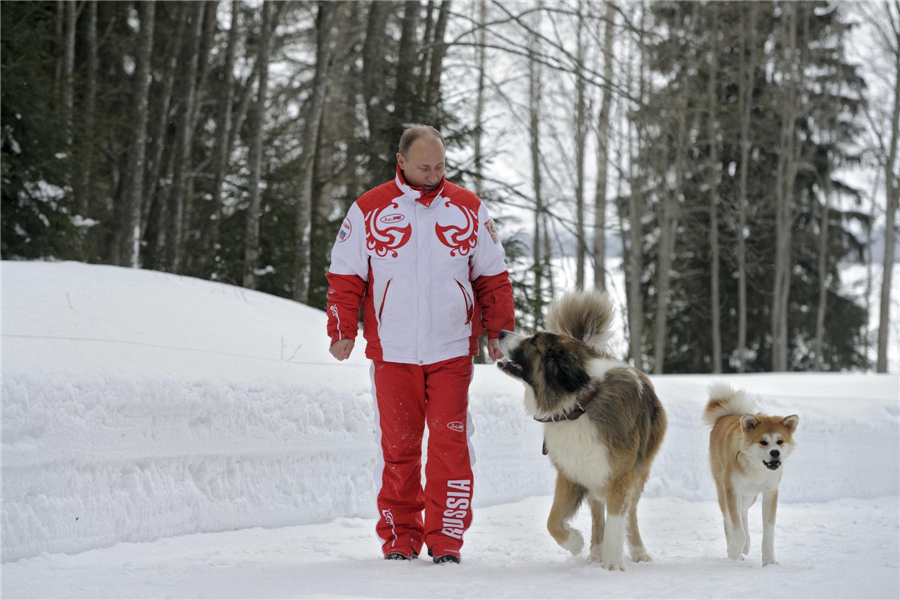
[122,0,156,268]
[292,1,337,303]
[593,0,615,292]
[242,1,273,290]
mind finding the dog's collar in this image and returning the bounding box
[533,385,600,423]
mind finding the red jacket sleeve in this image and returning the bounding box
[326,272,366,345]
[473,270,515,339]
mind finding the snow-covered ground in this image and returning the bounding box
[2,261,899,598]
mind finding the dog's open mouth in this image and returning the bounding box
[763,459,781,471]
[497,360,524,378]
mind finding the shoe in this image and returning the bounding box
[428,548,461,564]
[384,552,418,561]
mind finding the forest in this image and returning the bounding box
[2,0,897,373]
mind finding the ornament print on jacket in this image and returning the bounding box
[326,166,514,365]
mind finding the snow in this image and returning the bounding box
[2,261,899,598]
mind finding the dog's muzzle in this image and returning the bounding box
[763,459,781,470]
[497,360,524,378]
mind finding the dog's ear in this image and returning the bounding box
[545,346,591,394]
[740,414,759,432]
[782,414,799,433]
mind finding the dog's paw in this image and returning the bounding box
[588,545,603,563]
[762,555,779,567]
[630,547,652,563]
[728,533,746,561]
[600,557,627,571]
[560,529,584,556]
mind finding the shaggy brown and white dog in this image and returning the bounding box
[497,290,667,570]
[703,383,799,566]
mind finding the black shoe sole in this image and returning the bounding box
[384,552,418,561]
[427,548,461,564]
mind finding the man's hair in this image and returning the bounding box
[398,125,445,157]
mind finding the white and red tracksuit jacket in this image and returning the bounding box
[326,166,515,363]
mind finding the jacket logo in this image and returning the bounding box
[485,219,499,244]
[336,218,352,243]
[435,198,478,257]
[365,202,411,258]
[379,213,405,224]
[447,421,465,433]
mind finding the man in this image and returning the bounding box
[326,125,514,564]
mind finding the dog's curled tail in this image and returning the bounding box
[702,382,757,427]
[546,290,615,351]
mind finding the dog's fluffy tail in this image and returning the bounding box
[702,382,757,427]
[545,290,615,351]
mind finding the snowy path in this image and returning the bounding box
[5,495,898,599]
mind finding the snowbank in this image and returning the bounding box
[2,262,898,563]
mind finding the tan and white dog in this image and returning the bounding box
[497,290,667,571]
[703,383,799,566]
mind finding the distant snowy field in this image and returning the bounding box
[2,261,898,599]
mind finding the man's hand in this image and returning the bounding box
[487,338,503,362]
[330,339,354,361]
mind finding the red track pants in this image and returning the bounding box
[370,356,475,559]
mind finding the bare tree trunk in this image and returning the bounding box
[190,1,220,135]
[395,0,420,125]
[62,0,75,197]
[183,1,221,274]
[292,1,337,303]
[122,0,156,268]
[55,1,64,99]
[574,0,587,289]
[474,0,487,198]
[878,18,900,373]
[736,2,757,373]
[362,1,390,180]
[80,0,98,217]
[423,0,452,125]
[529,0,544,331]
[544,213,555,301]
[63,0,75,148]
[229,59,261,160]
[418,0,436,104]
[814,181,833,371]
[627,3,645,371]
[865,169,881,370]
[772,3,801,372]
[593,0,615,292]
[209,0,241,274]
[144,3,187,225]
[653,5,683,376]
[707,6,722,373]
[242,1,274,290]
[167,2,206,273]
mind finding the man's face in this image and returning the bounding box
[397,136,445,192]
